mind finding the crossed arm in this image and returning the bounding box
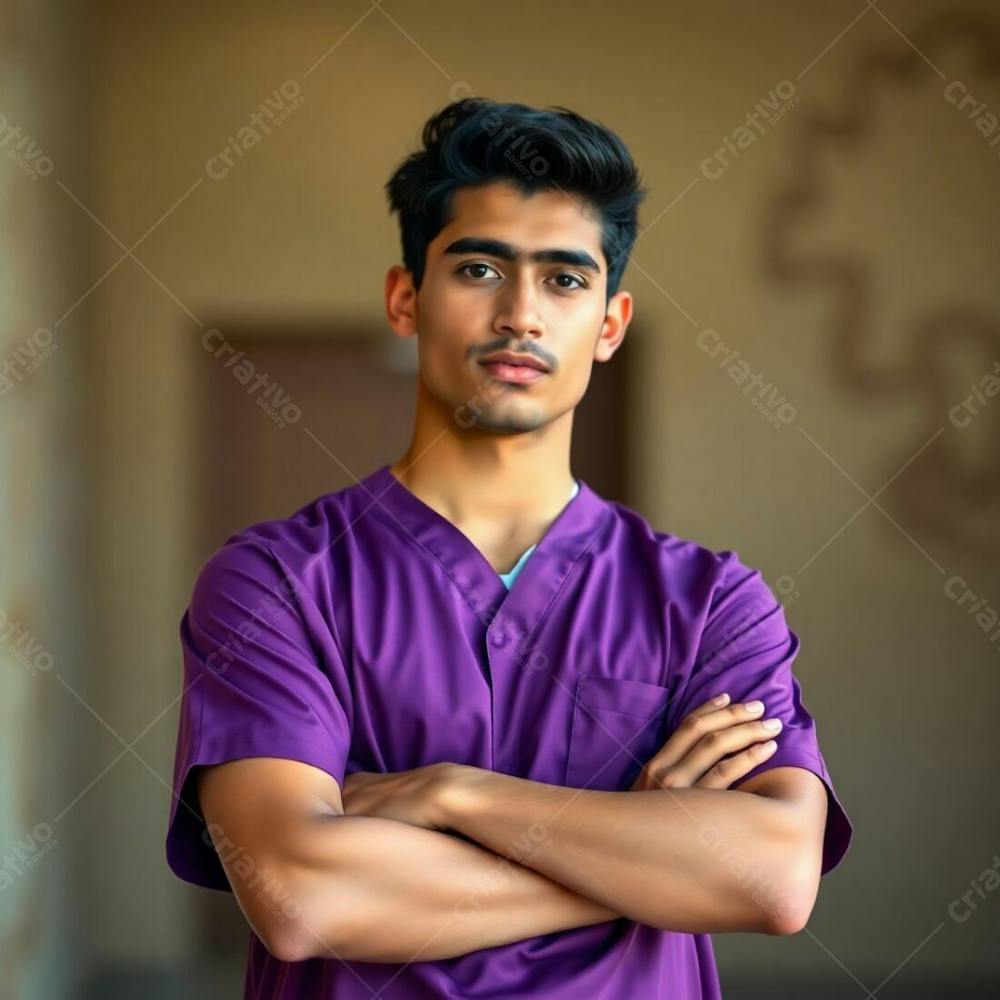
[196,714,828,964]
[197,757,621,964]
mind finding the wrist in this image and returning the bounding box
[434,763,484,831]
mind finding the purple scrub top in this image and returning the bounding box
[166,464,853,998]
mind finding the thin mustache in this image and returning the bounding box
[475,343,555,368]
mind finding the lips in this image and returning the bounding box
[478,352,549,385]
[478,351,550,372]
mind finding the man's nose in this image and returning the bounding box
[493,274,545,339]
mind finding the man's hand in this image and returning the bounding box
[342,761,460,830]
[630,693,782,791]
[343,691,782,829]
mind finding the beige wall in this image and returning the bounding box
[1,2,91,997]
[4,0,998,994]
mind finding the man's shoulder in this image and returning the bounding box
[600,495,739,587]
[601,499,785,648]
[204,472,385,580]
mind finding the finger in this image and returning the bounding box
[695,738,779,790]
[669,716,783,786]
[628,698,736,790]
[686,692,732,719]
[648,700,769,772]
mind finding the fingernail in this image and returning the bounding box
[745,700,764,713]
[762,718,782,731]
[713,693,730,705]
[761,740,777,752]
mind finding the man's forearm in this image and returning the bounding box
[438,769,812,935]
[285,813,622,963]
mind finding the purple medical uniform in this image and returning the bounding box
[166,464,853,999]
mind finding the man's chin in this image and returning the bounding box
[453,403,546,435]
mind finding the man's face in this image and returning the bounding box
[388,181,631,434]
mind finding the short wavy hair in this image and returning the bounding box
[385,98,647,301]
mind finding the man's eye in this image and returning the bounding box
[551,272,587,291]
[458,263,501,280]
[456,264,587,290]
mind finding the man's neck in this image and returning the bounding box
[388,453,577,575]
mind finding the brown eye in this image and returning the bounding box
[552,272,587,290]
[458,263,501,280]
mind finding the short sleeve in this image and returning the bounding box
[165,536,353,891]
[679,552,853,876]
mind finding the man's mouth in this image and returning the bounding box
[478,351,550,384]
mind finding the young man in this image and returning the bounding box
[166,98,853,998]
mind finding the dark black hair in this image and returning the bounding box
[385,98,647,300]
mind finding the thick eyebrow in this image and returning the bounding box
[442,237,602,274]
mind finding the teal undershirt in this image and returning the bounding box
[498,480,580,590]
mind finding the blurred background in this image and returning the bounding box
[3,0,999,996]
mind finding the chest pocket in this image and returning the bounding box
[563,676,672,792]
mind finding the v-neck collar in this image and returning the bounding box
[360,464,611,645]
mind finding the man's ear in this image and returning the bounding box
[595,289,633,363]
[385,265,418,339]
